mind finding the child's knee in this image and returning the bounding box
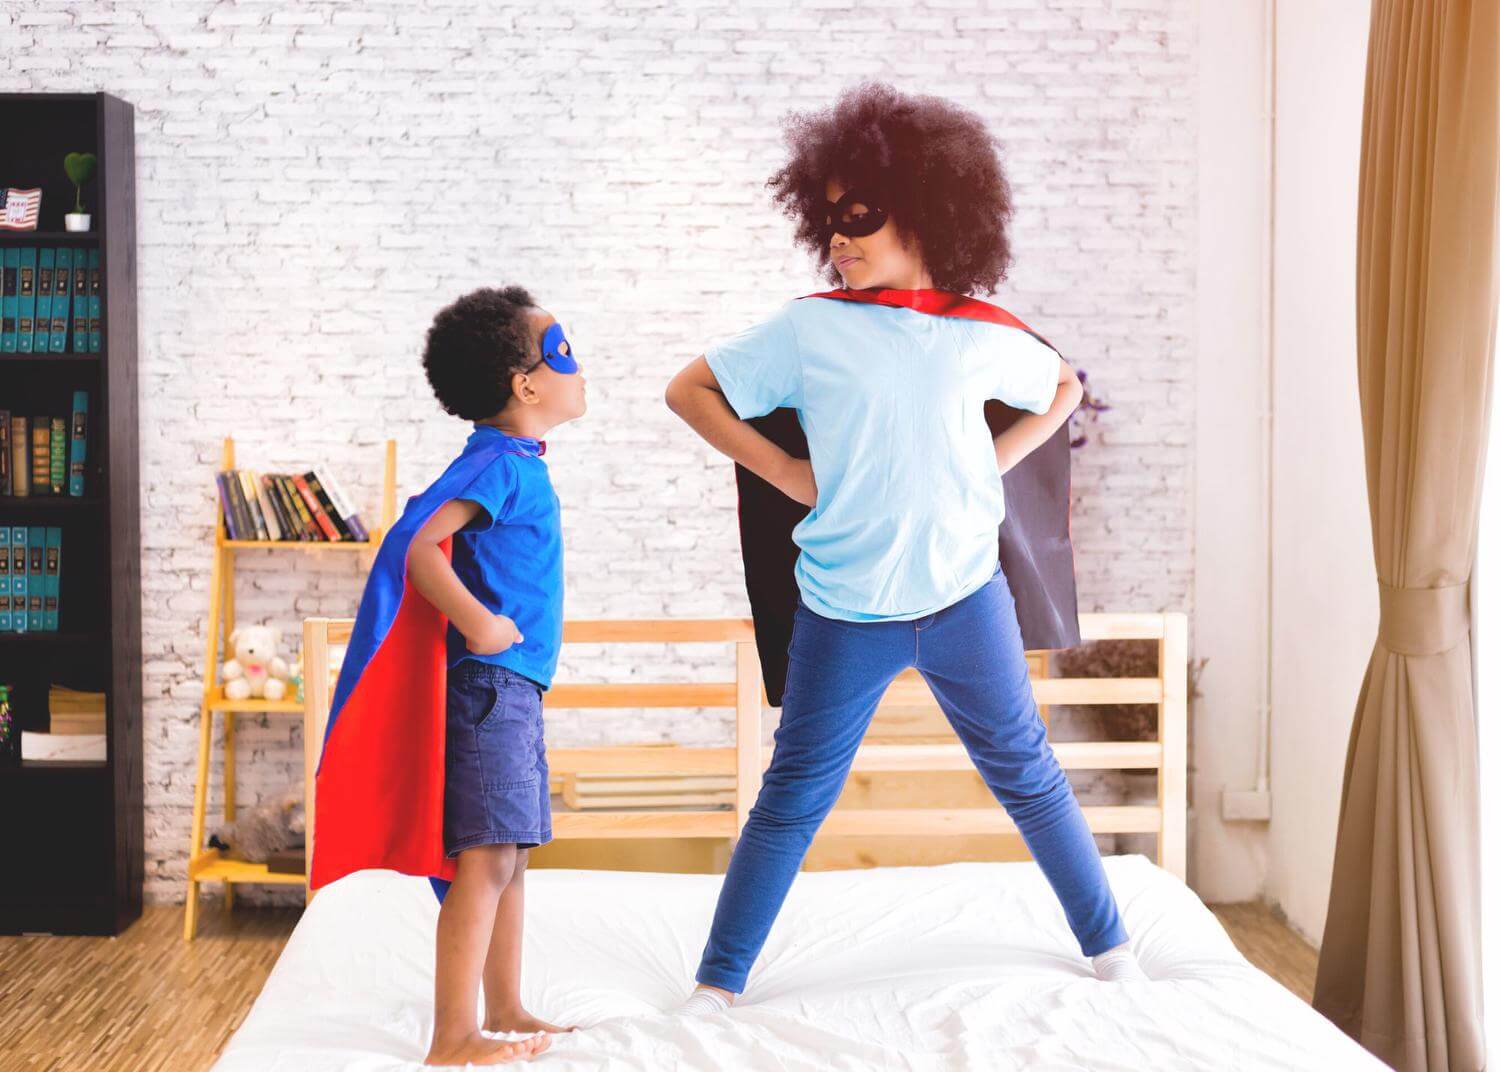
[458,842,520,886]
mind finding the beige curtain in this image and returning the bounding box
[1312,1,1500,1069]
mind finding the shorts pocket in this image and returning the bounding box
[475,685,540,792]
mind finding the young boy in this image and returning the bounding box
[310,286,586,1066]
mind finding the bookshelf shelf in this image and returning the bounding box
[5,230,101,244]
[189,848,305,886]
[183,435,396,939]
[0,92,142,938]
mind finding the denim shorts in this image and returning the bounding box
[444,660,552,855]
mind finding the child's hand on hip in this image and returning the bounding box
[775,457,818,507]
[466,614,523,655]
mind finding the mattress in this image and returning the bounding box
[213,854,1385,1071]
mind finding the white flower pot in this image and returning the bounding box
[64,212,91,232]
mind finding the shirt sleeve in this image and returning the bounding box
[979,327,1062,415]
[455,455,520,532]
[703,302,803,419]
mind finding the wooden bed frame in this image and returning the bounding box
[302,614,1188,883]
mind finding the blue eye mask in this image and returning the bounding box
[540,322,579,374]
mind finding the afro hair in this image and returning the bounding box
[421,285,538,421]
[768,82,1016,296]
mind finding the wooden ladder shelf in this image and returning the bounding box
[183,436,396,940]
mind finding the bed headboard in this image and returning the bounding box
[303,613,1187,882]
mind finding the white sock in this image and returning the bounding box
[1092,942,1149,982]
[677,987,733,1015]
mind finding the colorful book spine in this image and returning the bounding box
[50,247,71,353]
[69,391,88,496]
[304,471,351,540]
[258,474,291,538]
[238,470,268,540]
[88,249,101,352]
[43,526,60,631]
[8,416,26,497]
[71,254,88,353]
[35,247,53,354]
[318,466,370,541]
[16,246,36,353]
[0,527,10,631]
[8,526,24,633]
[25,525,43,631]
[215,472,239,539]
[49,416,65,494]
[29,417,49,496]
[279,474,317,539]
[0,408,8,496]
[251,472,283,541]
[293,474,340,540]
[1,247,18,352]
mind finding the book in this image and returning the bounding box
[1,247,17,352]
[9,415,26,497]
[29,417,49,496]
[278,474,317,539]
[21,731,105,762]
[35,247,53,354]
[15,246,35,353]
[316,465,370,541]
[49,416,65,495]
[42,526,59,631]
[0,527,10,631]
[50,247,71,353]
[70,254,87,353]
[9,526,25,632]
[252,471,283,541]
[215,472,241,539]
[292,474,340,540]
[0,407,8,495]
[25,525,43,631]
[303,470,351,540]
[88,248,101,352]
[238,469,269,541]
[69,391,88,496]
[258,474,291,539]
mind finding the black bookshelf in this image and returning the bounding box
[0,93,141,936]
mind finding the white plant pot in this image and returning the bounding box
[64,212,91,232]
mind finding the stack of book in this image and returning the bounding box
[0,245,102,354]
[47,684,106,735]
[0,391,90,496]
[0,525,62,632]
[217,467,370,543]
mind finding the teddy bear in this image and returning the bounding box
[222,624,292,701]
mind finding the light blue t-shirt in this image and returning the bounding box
[706,297,1061,622]
[445,426,564,688]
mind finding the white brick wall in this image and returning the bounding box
[0,0,1196,905]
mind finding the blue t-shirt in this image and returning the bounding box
[705,297,1061,622]
[444,426,564,688]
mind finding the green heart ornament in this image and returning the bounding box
[64,151,97,212]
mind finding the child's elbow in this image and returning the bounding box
[664,372,690,416]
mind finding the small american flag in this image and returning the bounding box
[0,188,42,231]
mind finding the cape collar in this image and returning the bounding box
[469,424,546,457]
[800,286,1031,331]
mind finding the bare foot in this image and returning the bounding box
[485,1008,577,1034]
[424,1030,551,1066]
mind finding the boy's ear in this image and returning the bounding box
[510,370,540,405]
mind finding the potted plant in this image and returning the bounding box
[63,151,97,232]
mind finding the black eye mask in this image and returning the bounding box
[818,188,889,241]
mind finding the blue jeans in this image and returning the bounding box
[695,566,1130,994]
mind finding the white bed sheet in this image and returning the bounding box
[214,854,1385,1071]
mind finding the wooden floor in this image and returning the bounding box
[1,900,1318,1072]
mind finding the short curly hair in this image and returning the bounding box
[422,285,538,421]
[768,82,1015,295]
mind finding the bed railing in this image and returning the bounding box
[303,612,1187,882]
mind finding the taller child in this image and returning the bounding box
[665,83,1147,1011]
